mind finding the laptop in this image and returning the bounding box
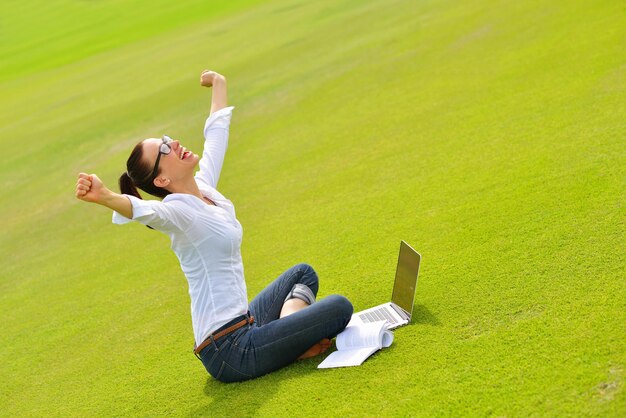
[350,241,421,330]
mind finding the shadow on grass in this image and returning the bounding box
[192,360,318,415]
[410,304,441,326]
[200,376,278,414]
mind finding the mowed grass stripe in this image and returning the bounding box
[0,0,624,415]
[0,0,266,82]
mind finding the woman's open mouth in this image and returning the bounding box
[179,147,192,160]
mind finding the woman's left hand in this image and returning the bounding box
[200,70,225,87]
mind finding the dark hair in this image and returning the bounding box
[118,141,171,200]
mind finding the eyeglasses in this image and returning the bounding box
[150,135,173,181]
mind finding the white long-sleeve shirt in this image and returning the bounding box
[112,106,248,346]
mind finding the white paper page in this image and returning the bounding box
[317,347,378,368]
[381,329,393,348]
[336,322,389,350]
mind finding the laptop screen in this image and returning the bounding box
[391,241,421,315]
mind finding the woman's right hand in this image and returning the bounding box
[75,172,106,203]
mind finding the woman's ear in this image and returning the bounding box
[153,176,170,188]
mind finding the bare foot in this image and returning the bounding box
[298,338,332,360]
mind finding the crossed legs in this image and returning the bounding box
[248,264,352,367]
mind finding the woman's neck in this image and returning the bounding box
[168,177,202,199]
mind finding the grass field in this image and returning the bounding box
[1,0,624,415]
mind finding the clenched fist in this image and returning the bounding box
[200,70,225,87]
[75,172,106,203]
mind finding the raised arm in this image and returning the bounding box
[196,70,234,189]
[75,173,133,218]
[76,172,194,231]
[200,70,228,114]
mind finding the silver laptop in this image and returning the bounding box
[350,241,421,330]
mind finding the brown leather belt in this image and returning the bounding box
[194,315,255,356]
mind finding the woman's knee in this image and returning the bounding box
[325,294,353,321]
[294,262,315,276]
[293,263,319,294]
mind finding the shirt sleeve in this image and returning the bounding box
[194,106,235,189]
[112,195,195,232]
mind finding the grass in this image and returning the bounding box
[1,0,624,415]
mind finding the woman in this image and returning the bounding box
[75,70,353,383]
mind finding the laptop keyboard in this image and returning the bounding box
[359,306,398,324]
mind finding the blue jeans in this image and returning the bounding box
[197,263,353,383]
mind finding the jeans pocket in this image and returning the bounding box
[215,361,254,383]
[203,339,231,375]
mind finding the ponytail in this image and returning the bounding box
[119,171,143,199]
[120,170,153,230]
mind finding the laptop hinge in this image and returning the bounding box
[391,303,410,321]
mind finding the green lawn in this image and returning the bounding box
[1,0,624,415]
